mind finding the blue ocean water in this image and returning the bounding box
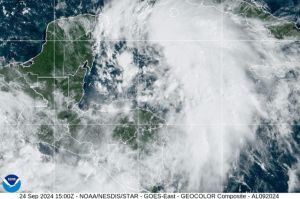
[0,0,299,193]
[0,0,103,64]
[263,0,299,12]
[225,123,300,192]
[263,0,300,27]
[0,0,298,63]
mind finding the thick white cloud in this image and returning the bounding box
[1,0,299,192]
[92,0,300,192]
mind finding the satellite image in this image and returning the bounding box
[0,0,300,193]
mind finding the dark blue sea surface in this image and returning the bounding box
[0,0,298,63]
[263,0,300,26]
[0,0,299,193]
[225,41,300,192]
[225,123,300,192]
[0,0,103,64]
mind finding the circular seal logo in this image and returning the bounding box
[2,174,21,193]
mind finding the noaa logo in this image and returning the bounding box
[2,174,21,193]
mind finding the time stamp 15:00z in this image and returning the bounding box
[17,193,281,199]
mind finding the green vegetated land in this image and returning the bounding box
[113,109,165,152]
[0,14,166,152]
[22,14,96,104]
[0,14,95,105]
[235,0,300,40]
[0,14,96,137]
[3,1,297,156]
